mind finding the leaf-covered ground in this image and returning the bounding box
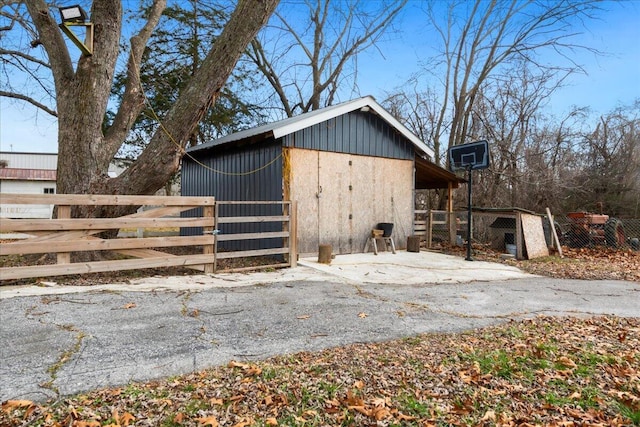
[514,247,640,282]
[2,316,639,426]
[444,245,640,283]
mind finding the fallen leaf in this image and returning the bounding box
[209,397,223,405]
[557,356,576,368]
[372,406,391,420]
[120,412,135,426]
[297,314,311,319]
[349,405,371,416]
[197,415,219,426]
[481,410,496,421]
[371,397,387,407]
[228,360,249,369]
[345,390,364,406]
[228,360,261,376]
[397,413,417,421]
[358,312,368,318]
[123,302,136,309]
[265,417,278,426]
[1,399,34,411]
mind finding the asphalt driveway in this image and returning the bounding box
[1,251,638,402]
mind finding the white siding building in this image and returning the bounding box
[0,152,57,218]
[0,152,179,219]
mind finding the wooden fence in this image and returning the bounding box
[414,209,535,258]
[0,194,297,281]
[213,200,297,273]
[413,209,467,248]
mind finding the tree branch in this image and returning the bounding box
[0,48,50,68]
[0,90,57,116]
[112,0,279,195]
[24,0,74,84]
[104,0,167,155]
[248,39,294,117]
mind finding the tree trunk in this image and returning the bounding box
[318,244,332,264]
[407,235,421,252]
[29,0,279,206]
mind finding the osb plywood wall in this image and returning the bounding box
[521,213,549,259]
[287,148,413,255]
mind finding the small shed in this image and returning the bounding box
[476,207,551,260]
[182,96,461,255]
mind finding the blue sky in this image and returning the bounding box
[354,0,640,117]
[1,0,639,154]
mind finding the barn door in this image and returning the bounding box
[318,152,353,254]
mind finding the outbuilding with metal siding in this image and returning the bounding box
[182,96,461,255]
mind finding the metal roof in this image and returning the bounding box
[188,96,435,160]
[0,168,56,181]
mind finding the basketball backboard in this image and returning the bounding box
[448,140,490,171]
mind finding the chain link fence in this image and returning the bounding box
[553,214,639,251]
[418,210,640,256]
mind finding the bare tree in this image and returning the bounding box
[246,0,406,118]
[383,86,444,162]
[521,109,587,214]
[421,0,600,156]
[468,62,586,212]
[1,0,278,201]
[568,101,640,216]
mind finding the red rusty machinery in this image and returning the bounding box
[564,212,625,248]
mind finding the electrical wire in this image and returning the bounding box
[131,51,282,177]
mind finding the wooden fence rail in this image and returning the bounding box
[413,209,467,248]
[213,200,297,273]
[0,194,297,281]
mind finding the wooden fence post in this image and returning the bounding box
[203,205,215,274]
[57,205,71,264]
[289,201,298,268]
[427,210,433,249]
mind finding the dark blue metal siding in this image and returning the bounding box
[282,110,413,159]
[182,140,282,200]
[181,140,284,251]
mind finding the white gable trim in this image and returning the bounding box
[272,96,434,159]
[189,96,435,160]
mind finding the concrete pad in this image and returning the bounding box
[298,250,535,284]
[0,268,320,299]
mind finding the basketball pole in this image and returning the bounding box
[447,140,489,263]
[465,165,473,261]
